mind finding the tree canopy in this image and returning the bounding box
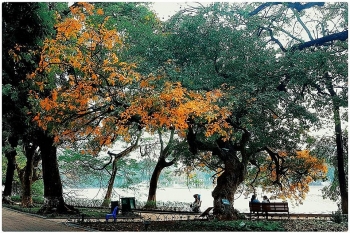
[4,2,347,218]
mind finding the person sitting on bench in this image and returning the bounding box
[250,194,260,203]
[262,195,270,203]
[190,194,201,212]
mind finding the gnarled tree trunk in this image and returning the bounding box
[187,124,250,220]
[212,153,246,220]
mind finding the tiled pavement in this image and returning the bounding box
[2,207,88,232]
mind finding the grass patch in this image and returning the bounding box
[79,207,110,218]
[3,204,41,214]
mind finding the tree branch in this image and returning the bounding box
[249,2,325,16]
[291,30,348,51]
[261,26,287,52]
[292,8,313,41]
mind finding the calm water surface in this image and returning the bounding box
[65,185,337,214]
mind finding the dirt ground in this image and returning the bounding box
[79,219,348,231]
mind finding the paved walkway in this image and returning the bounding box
[2,207,88,232]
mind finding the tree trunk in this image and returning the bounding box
[101,157,118,207]
[100,135,141,207]
[326,72,348,214]
[186,125,250,220]
[19,143,36,207]
[145,130,176,209]
[3,135,18,200]
[212,154,246,220]
[333,104,348,214]
[3,150,17,198]
[145,157,167,208]
[3,150,17,205]
[38,132,78,214]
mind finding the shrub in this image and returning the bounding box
[32,196,44,204]
[10,195,21,202]
[32,180,44,197]
[331,210,344,223]
[144,200,157,209]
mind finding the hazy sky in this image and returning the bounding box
[150,2,184,20]
[150,2,211,21]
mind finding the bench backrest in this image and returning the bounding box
[249,202,288,212]
[249,202,262,211]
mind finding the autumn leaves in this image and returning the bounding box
[28,3,231,153]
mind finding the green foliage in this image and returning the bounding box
[3,204,41,214]
[10,195,21,202]
[32,180,44,197]
[2,155,8,184]
[144,200,157,208]
[100,199,110,208]
[32,196,45,204]
[3,2,347,216]
[331,210,345,224]
[10,187,44,204]
[58,149,108,188]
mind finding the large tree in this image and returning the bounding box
[29,1,228,188]
[244,1,348,214]
[2,2,56,207]
[28,2,346,219]
[162,2,346,219]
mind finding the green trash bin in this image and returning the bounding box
[111,201,119,213]
[121,197,136,214]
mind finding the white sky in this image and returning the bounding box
[149,2,212,21]
[149,2,183,20]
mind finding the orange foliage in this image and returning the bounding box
[29,3,232,155]
[259,149,327,203]
[123,81,231,137]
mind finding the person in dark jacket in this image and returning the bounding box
[251,194,260,203]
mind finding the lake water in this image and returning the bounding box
[65,185,338,214]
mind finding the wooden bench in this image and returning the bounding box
[249,202,289,219]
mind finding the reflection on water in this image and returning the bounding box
[64,185,338,214]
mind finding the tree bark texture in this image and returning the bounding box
[187,125,250,220]
[18,143,36,207]
[38,132,78,214]
[146,157,169,207]
[3,135,18,199]
[212,153,246,220]
[101,157,118,207]
[145,130,176,208]
[3,150,17,198]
